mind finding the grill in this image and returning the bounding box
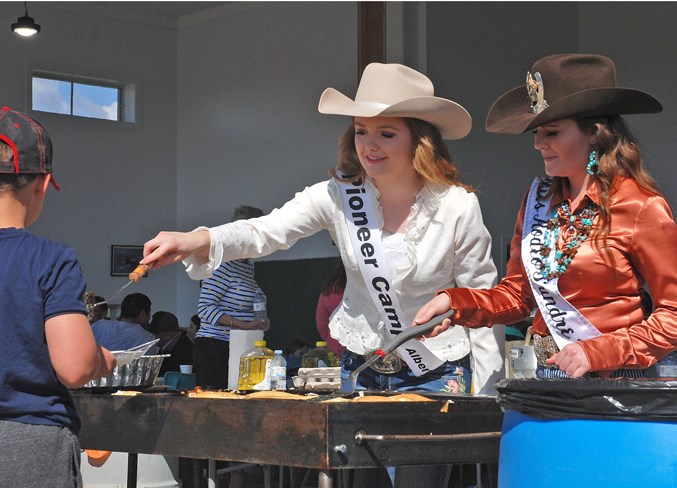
[73,390,502,487]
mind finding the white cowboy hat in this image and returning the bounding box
[318,63,472,140]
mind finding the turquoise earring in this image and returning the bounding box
[587,150,599,175]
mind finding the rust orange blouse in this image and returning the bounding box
[442,176,677,372]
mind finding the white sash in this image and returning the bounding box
[521,177,602,350]
[338,175,444,376]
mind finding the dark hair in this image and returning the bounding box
[321,260,346,296]
[151,311,179,333]
[231,205,264,221]
[330,118,473,191]
[283,338,310,357]
[120,293,151,319]
[546,115,665,263]
[1,141,41,190]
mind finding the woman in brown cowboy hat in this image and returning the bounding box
[415,53,677,380]
[141,63,504,399]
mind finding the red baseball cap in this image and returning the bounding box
[0,106,60,190]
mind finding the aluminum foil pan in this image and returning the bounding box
[83,354,170,388]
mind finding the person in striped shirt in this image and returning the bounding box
[194,206,268,389]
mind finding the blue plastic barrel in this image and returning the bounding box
[499,408,677,487]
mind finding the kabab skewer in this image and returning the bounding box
[92,264,149,308]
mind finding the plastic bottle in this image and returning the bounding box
[237,340,274,391]
[270,350,287,391]
[252,289,267,321]
[301,341,339,368]
[657,350,677,377]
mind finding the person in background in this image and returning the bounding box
[141,63,505,487]
[315,260,346,358]
[183,314,200,342]
[91,292,159,354]
[0,107,117,487]
[86,295,108,324]
[194,205,270,390]
[151,311,194,376]
[415,53,677,380]
[283,337,310,378]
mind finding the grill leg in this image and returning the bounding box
[126,453,138,488]
[208,459,216,488]
[318,469,334,488]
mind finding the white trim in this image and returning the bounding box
[521,177,602,350]
[338,175,444,376]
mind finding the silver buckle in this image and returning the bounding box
[533,335,560,367]
[364,350,402,374]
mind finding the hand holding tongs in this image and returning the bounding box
[338,310,455,394]
[92,264,149,308]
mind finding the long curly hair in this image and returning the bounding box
[546,115,665,261]
[330,117,473,191]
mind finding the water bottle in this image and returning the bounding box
[657,350,677,377]
[252,289,267,323]
[270,350,287,390]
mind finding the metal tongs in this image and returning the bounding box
[338,310,455,394]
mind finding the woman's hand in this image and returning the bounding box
[546,342,591,378]
[221,316,270,332]
[237,318,270,332]
[142,230,210,269]
[412,293,453,338]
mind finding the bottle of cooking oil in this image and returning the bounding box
[301,341,339,368]
[237,340,274,391]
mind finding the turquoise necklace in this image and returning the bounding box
[538,199,598,281]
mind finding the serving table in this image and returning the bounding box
[73,391,502,487]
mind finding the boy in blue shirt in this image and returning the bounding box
[0,107,116,487]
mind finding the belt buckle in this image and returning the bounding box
[365,350,402,374]
[533,335,560,367]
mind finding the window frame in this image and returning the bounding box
[31,70,133,123]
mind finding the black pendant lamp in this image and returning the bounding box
[12,2,41,37]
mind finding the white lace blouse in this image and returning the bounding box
[184,177,505,394]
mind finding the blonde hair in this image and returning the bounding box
[330,118,473,191]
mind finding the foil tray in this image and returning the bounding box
[83,354,170,388]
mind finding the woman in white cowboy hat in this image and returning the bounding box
[141,62,504,398]
[415,53,677,380]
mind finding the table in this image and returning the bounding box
[73,391,503,487]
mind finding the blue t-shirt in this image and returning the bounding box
[0,228,87,434]
[91,319,159,354]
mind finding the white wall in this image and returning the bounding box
[0,2,179,315]
[174,2,356,319]
[2,1,675,322]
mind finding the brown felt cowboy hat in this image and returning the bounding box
[486,53,662,134]
[318,63,472,140]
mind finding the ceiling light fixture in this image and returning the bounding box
[12,2,41,37]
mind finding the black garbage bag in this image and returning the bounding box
[495,378,677,421]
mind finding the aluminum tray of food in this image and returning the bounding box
[83,354,170,388]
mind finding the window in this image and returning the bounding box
[31,72,135,122]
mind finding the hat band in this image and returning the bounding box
[352,101,391,110]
